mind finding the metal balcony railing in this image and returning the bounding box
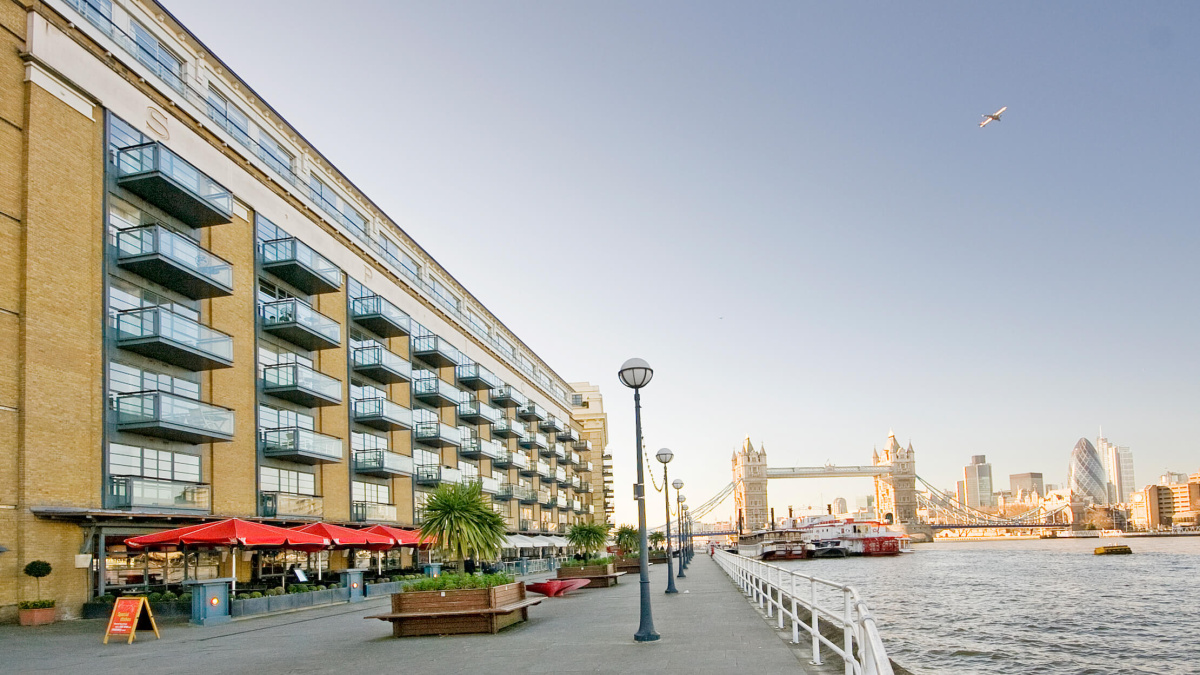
[116,141,232,227]
[116,225,233,299]
[115,306,233,370]
[262,363,342,407]
[114,390,234,443]
[107,476,211,511]
[260,237,342,294]
[351,295,411,338]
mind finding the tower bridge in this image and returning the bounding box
[673,432,1072,543]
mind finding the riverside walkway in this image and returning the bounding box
[0,558,837,674]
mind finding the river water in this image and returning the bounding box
[777,536,1200,674]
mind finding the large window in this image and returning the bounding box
[109,444,201,482]
[109,276,199,321]
[260,467,315,495]
[206,88,252,148]
[131,20,184,93]
[351,432,388,452]
[109,362,199,399]
[65,0,113,35]
[257,133,294,178]
[308,174,368,241]
[352,481,390,504]
[428,277,460,311]
[259,405,314,431]
[377,236,419,279]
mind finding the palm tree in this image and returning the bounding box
[614,524,639,556]
[648,531,665,550]
[418,481,507,570]
[566,522,609,561]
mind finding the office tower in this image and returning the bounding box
[1068,439,1109,504]
[1097,432,1135,504]
[963,455,995,508]
[1010,473,1045,498]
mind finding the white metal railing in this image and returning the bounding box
[712,550,893,675]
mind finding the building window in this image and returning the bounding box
[109,444,200,482]
[206,88,252,148]
[260,467,315,495]
[377,236,419,279]
[352,481,390,504]
[259,405,314,431]
[428,277,460,311]
[257,133,294,178]
[109,362,199,399]
[65,0,113,34]
[131,20,184,93]
[308,174,367,241]
[351,432,388,452]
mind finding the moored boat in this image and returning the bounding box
[1094,545,1133,555]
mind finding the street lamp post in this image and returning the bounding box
[619,358,659,643]
[656,448,678,594]
[682,504,692,562]
[672,479,686,576]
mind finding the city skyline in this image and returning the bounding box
[164,1,1200,524]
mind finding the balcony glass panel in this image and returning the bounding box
[260,491,323,519]
[260,237,342,294]
[114,391,234,443]
[455,364,501,389]
[539,416,564,433]
[519,432,549,450]
[554,444,567,461]
[573,439,592,452]
[116,142,233,226]
[352,398,413,431]
[413,376,464,407]
[457,399,501,425]
[538,491,552,506]
[262,363,342,406]
[461,436,503,460]
[261,427,344,464]
[558,427,580,443]
[490,385,528,409]
[351,295,411,337]
[116,307,233,370]
[354,449,414,477]
[511,451,531,470]
[477,476,500,494]
[554,467,567,484]
[351,346,411,384]
[581,461,593,473]
[492,417,527,440]
[107,476,210,511]
[517,402,547,421]
[260,299,341,350]
[536,461,552,478]
[413,421,462,448]
[415,465,463,486]
[411,336,461,367]
[116,225,233,298]
[353,502,397,522]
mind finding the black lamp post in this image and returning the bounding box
[682,504,692,562]
[656,448,678,594]
[618,357,659,642]
[673,481,686,576]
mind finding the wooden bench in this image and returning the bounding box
[366,596,542,637]
[571,571,626,589]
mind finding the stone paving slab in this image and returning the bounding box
[0,557,826,674]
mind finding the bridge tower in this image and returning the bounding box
[732,437,769,533]
[874,431,918,525]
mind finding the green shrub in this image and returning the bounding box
[401,572,514,593]
[147,592,163,603]
[160,591,177,602]
[248,591,263,599]
[178,593,192,604]
[22,560,53,604]
[327,583,339,589]
[273,586,286,596]
[99,593,116,604]
[18,600,55,610]
[563,555,614,568]
[315,584,326,591]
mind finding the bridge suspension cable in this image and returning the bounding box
[915,475,1071,526]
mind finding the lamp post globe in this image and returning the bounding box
[656,448,673,465]
[618,358,653,389]
[672,478,683,491]
[619,358,658,642]
[682,504,692,561]
[673,484,687,575]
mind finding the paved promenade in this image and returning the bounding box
[0,557,834,674]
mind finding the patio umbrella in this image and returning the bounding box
[292,523,393,579]
[362,524,434,549]
[125,518,330,591]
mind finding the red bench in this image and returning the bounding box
[525,578,591,597]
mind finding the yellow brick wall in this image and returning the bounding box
[316,287,349,521]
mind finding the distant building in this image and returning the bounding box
[873,432,918,525]
[733,438,769,532]
[1010,473,1045,498]
[1097,433,1135,504]
[963,455,995,508]
[1068,438,1109,504]
[1160,471,1189,486]
[832,497,848,515]
[1130,481,1200,529]
[956,480,967,504]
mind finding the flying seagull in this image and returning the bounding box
[979,106,1007,128]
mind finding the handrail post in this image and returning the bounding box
[776,568,784,629]
[843,589,854,675]
[809,577,822,666]
[791,572,799,644]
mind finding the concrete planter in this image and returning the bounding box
[267,593,298,612]
[231,596,269,617]
[332,587,350,603]
[18,607,56,626]
[386,582,529,637]
[615,557,641,572]
[310,589,333,605]
[557,562,615,578]
[365,581,402,597]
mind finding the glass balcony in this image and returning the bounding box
[575,500,587,514]
[535,461,552,479]
[564,498,577,512]
[571,477,584,493]
[106,476,210,512]
[537,491,552,507]
[116,307,233,371]
[492,417,527,440]
[519,432,549,451]
[475,476,500,495]
[580,481,591,494]
[554,467,569,486]
[413,421,462,448]
[412,376,464,408]
[521,519,540,533]
[116,142,233,227]
[558,426,580,443]
[495,483,517,501]
[537,442,555,459]
[260,237,342,295]
[352,501,397,523]
[351,345,411,384]
[515,486,537,504]
[554,444,567,462]
[261,427,343,465]
[460,436,504,461]
[457,399,501,425]
[351,295,411,338]
[262,363,342,407]
[580,460,593,473]
[490,385,528,409]
[517,454,537,477]
[455,364,501,390]
[116,225,233,299]
[573,438,593,452]
[353,450,414,478]
[411,336,460,368]
[352,398,413,431]
[259,491,323,519]
[539,416,564,434]
[517,402,547,422]
[260,299,341,350]
[415,465,463,486]
[564,451,580,466]
[114,391,234,443]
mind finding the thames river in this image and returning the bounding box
[779,536,1200,674]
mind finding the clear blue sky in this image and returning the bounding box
[168,1,1200,524]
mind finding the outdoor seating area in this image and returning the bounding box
[366,582,543,637]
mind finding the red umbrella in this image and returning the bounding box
[291,523,393,551]
[125,518,329,552]
[363,524,435,549]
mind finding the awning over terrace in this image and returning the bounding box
[503,534,537,548]
[124,518,329,551]
[361,524,434,549]
[291,522,393,550]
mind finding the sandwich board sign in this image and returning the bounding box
[103,597,160,644]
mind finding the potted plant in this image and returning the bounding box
[614,525,641,571]
[18,560,55,626]
[373,482,532,636]
[647,531,668,562]
[557,523,615,584]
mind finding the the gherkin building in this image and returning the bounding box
[1068,438,1108,504]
